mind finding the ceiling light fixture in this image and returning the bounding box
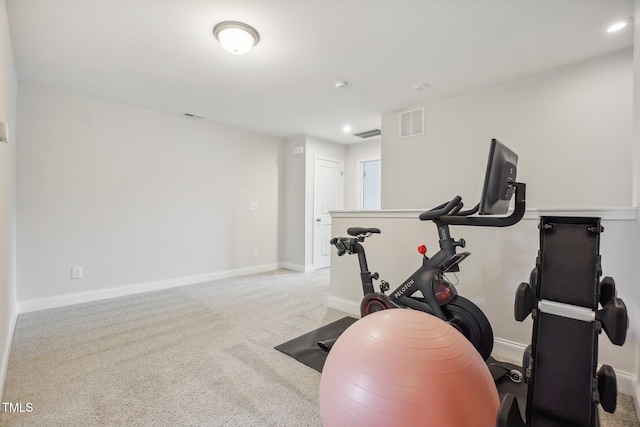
[214,21,260,55]
[606,20,628,33]
[342,125,352,133]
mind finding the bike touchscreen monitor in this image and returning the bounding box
[479,139,518,215]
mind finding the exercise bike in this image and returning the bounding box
[321,139,525,374]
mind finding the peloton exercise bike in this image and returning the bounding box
[322,139,525,373]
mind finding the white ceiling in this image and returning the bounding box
[5,0,635,144]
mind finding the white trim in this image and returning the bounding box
[18,263,279,313]
[492,337,527,363]
[331,209,428,219]
[278,262,315,273]
[524,206,638,221]
[0,302,18,401]
[635,380,640,424]
[279,262,306,272]
[327,295,360,317]
[331,206,638,221]
[614,368,638,400]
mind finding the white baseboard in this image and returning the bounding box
[18,263,279,313]
[278,262,314,273]
[492,337,527,363]
[635,381,640,424]
[0,301,18,400]
[614,369,638,400]
[327,295,360,317]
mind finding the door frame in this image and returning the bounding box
[313,156,344,270]
[357,156,382,210]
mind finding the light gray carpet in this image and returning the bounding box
[1,269,638,426]
[1,270,344,426]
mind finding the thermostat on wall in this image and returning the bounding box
[0,122,7,143]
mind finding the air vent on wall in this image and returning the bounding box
[182,112,204,120]
[400,108,424,138]
[354,129,382,139]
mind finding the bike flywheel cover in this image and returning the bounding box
[360,293,394,317]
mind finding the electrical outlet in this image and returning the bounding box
[252,248,259,257]
[71,266,83,279]
[249,202,259,211]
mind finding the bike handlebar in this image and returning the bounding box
[418,182,526,228]
[458,203,480,216]
[418,196,462,221]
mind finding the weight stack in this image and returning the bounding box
[498,216,627,427]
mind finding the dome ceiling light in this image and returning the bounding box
[334,80,348,90]
[214,21,260,55]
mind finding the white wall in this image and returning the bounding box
[344,139,381,211]
[16,84,282,306]
[280,136,307,270]
[0,0,17,399]
[382,49,633,210]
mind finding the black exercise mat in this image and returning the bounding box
[275,316,358,372]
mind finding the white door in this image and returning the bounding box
[361,159,381,210]
[314,158,344,270]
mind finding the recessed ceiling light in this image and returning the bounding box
[182,112,203,120]
[343,125,352,133]
[213,21,260,55]
[606,20,628,33]
[334,81,348,90]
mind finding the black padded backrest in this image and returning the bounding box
[528,314,598,426]
[538,217,601,308]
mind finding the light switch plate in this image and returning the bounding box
[71,266,83,279]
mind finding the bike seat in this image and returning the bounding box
[347,227,381,236]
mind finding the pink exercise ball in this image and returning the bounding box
[319,309,499,427]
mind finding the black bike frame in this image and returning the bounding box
[347,182,526,321]
[351,221,462,320]
[392,223,463,319]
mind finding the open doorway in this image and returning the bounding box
[360,158,381,210]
